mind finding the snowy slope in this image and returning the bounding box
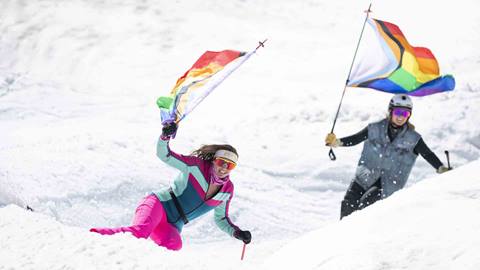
[0,204,265,269]
[264,160,480,270]
[1,0,480,269]
[1,160,479,269]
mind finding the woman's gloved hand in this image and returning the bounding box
[161,122,178,139]
[325,133,342,147]
[234,229,252,244]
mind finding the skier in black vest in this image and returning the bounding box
[325,94,450,219]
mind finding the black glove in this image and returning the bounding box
[161,122,178,138]
[234,230,252,244]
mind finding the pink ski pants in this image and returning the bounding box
[90,194,182,250]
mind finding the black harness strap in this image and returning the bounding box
[168,188,189,225]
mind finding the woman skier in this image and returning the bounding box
[90,122,251,250]
[325,94,451,219]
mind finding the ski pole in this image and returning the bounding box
[240,243,247,260]
[445,150,451,169]
[328,3,372,161]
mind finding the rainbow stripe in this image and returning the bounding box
[348,18,455,96]
[158,50,251,123]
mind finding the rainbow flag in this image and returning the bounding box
[348,18,455,96]
[157,50,254,124]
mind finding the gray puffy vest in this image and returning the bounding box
[354,118,421,197]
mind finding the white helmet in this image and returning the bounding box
[389,94,413,110]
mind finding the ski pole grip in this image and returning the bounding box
[444,150,451,169]
[329,148,336,161]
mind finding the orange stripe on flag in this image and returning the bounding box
[416,57,439,75]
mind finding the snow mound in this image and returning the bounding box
[2,161,478,269]
[0,205,258,269]
[263,160,480,270]
[0,205,180,269]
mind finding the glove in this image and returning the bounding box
[161,122,178,139]
[437,165,451,174]
[233,229,252,244]
[325,133,342,147]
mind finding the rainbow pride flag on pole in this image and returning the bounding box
[347,18,455,96]
[157,49,255,124]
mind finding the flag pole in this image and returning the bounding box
[328,3,372,161]
[255,39,268,51]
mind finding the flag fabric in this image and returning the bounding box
[347,18,455,96]
[157,50,254,124]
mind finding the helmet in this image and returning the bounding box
[389,94,413,110]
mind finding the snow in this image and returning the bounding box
[2,160,479,269]
[264,160,480,270]
[1,0,480,269]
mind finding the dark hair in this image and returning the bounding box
[191,144,238,162]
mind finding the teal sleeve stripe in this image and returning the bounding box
[214,201,236,236]
[156,138,188,171]
[212,192,231,201]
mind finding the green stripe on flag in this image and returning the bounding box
[388,68,418,91]
[157,96,174,110]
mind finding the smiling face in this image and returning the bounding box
[212,158,236,178]
[391,113,408,127]
[390,107,411,127]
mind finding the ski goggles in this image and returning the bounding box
[213,157,237,171]
[392,107,411,118]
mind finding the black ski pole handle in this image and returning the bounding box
[329,148,336,161]
[444,150,451,169]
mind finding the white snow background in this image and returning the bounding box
[1,0,479,269]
